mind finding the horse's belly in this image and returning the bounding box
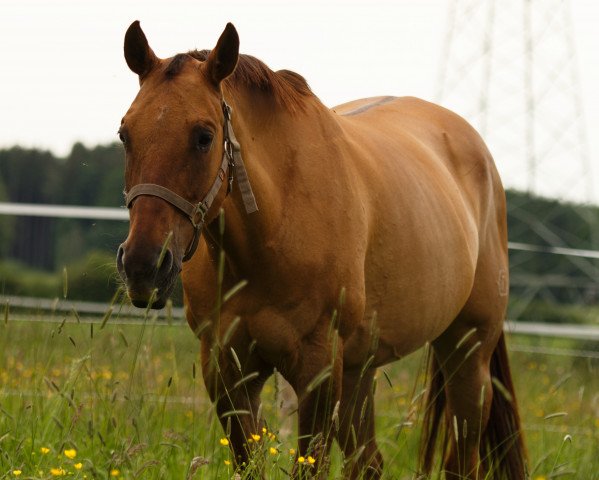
[343,213,478,368]
[374,270,473,358]
[344,258,475,368]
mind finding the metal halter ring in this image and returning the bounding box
[191,202,208,228]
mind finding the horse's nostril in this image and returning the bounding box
[117,242,174,295]
[116,244,125,275]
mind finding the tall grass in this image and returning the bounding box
[0,304,597,478]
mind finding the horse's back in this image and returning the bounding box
[334,96,501,217]
[335,95,505,254]
[332,96,508,366]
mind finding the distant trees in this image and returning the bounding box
[507,191,599,312]
[1,141,599,315]
[61,142,124,208]
[0,147,61,269]
[0,175,14,258]
[54,143,127,267]
[0,143,126,270]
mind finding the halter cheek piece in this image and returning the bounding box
[124,100,258,262]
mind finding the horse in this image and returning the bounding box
[116,21,526,479]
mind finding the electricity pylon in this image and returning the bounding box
[437,0,592,203]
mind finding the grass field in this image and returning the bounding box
[0,309,597,479]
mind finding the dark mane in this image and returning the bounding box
[164,53,189,79]
[165,51,314,111]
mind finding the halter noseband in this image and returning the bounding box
[124,100,258,262]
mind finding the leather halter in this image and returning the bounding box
[124,100,258,262]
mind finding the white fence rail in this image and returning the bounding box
[3,294,599,344]
[0,202,128,220]
[504,320,599,341]
[2,202,599,345]
[3,202,599,259]
[1,294,184,319]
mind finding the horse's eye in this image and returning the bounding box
[196,130,214,153]
[118,129,127,145]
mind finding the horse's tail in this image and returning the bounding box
[481,332,527,479]
[419,333,527,479]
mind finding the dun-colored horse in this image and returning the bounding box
[116,21,526,479]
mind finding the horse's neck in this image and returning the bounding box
[206,91,338,275]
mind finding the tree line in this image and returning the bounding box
[0,143,126,270]
[1,143,599,319]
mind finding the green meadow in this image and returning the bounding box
[0,308,597,479]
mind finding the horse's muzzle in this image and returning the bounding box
[116,242,179,309]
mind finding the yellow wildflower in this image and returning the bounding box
[307,456,316,465]
[289,448,296,456]
[297,456,305,464]
[50,468,66,476]
[269,447,278,455]
[268,432,276,441]
[251,434,261,442]
[40,447,50,455]
[74,463,83,470]
[262,427,267,434]
[12,471,22,477]
[224,460,231,466]
[533,476,547,480]
[219,438,229,446]
[110,469,120,477]
[63,449,77,459]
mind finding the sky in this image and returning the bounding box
[1,0,598,201]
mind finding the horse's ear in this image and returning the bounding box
[124,21,158,78]
[205,23,239,85]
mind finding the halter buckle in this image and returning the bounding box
[224,138,234,161]
[223,101,232,121]
[223,114,235,195]
[191,202,208,228]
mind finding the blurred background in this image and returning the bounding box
[2,4,598,477]
[1,0,599,328]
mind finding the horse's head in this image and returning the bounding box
[116,21,240,309]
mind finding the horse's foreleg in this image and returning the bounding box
[337,366,383,479]
[200,334,270,469]
[286,327,343,479]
